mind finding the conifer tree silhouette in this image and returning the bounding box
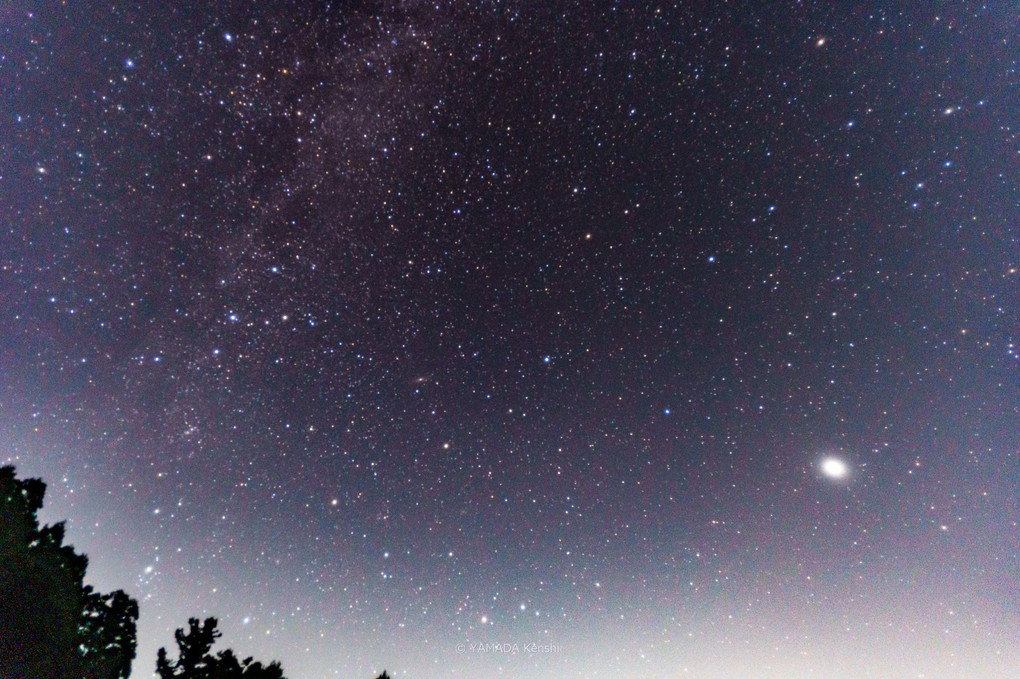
[156,616,286,678]
[0,465,139,679]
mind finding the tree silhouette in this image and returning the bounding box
[0,465,139,679]
[80,588,141,678]
[156,617,286,678]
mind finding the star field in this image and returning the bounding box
[2,3,1018,678]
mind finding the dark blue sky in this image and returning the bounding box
[2,2,1018,677]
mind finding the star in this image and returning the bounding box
[820,457,849,479]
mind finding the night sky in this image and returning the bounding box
[2,2,1019,678]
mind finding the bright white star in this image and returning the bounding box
[820,457,849,479]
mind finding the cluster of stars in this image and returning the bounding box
[2,2,1017,679]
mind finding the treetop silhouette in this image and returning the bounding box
[156,616,287,678]
[2,464,391,679]
[0,464,139,679]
